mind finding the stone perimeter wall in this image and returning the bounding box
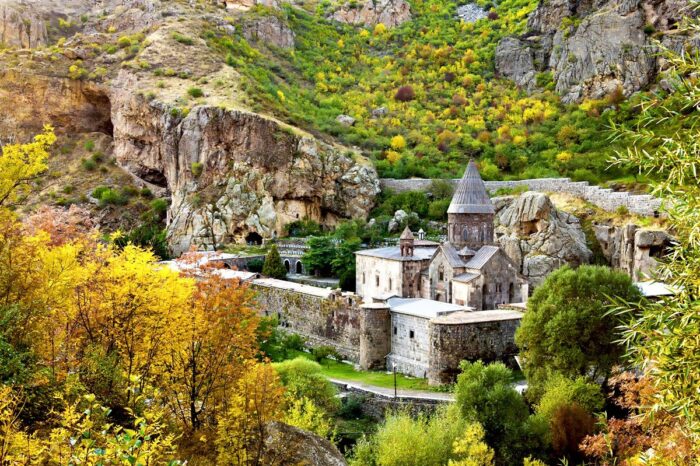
[380,178,662,217]
[253,284,362,362]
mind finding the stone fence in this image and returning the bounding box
[380,178,663,217]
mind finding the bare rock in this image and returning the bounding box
[330,0,411,28]
[593,223,672,280]
[494,192,592,287]
[110,75,379,255]
[495,0,697,102]
[263,421,347,466]
[336,114,356,126]
[371,106,388,118]
[242,15,294,48]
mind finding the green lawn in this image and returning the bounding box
[287,350,438,392]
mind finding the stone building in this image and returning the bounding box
[356,159,528,310]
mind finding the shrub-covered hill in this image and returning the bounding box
[213,0,646,184]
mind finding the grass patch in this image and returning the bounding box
[287,350,435,391]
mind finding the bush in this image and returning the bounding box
[81,158,97,171]
[262,244,287,279]
[187,87,204,98]
[247,257,264,273]
[311,345,340,362]
[190,162,204,178]
[172,32,194,45]
[394,85,415,102]
[84,139,95,151]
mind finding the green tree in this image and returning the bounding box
[454,361,538,465]
[331,237,361,291]
[515,265,641,398]
[273,357,339,415]
[262,244,287,279]
[350,406,466,466]
[302,236,336,277]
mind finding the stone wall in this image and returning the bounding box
[387,313,431,378]
[253,281,362,361]
[380,178,662,217]
[428,314,521,385]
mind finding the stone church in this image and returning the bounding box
[356,160,528,310]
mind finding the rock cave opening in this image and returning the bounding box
[246,231,263,245]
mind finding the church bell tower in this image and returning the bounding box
[447,159,495,250]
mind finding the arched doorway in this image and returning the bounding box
[284,260,290,272]
[295,261,303,274]
[245,231,262,245]
[508,283,514,303]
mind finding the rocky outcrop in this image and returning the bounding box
[494,192,592,287]
[496,0,697,102]
[0,69,113,139]
[330,0,411,28]
[593,223,672,280]
[111,73,379,255]
[0,4,49,49]
[263,422,347,466]
[242,15,294,48]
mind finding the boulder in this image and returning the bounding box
[387,209,409,233]
[494,37,538,91]
[494,192,592,287]
[263,421,347,465]
[336,114,356,126]
[329,0,411,28]
[371,106,388,118]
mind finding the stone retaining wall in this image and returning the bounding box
[331,381,449,420]
[380,178,662,217]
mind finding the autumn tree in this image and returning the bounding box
[162,274,260,431]
[0,125,55,207]
[216,363,285,465]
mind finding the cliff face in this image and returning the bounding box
[0,0,379,254]
[496,0,698,102]
[111,75,378,254]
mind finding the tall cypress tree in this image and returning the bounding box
[262,244,287,279]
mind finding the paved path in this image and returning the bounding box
[328,377,455,402]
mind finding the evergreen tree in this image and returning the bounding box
[262,244,287,279]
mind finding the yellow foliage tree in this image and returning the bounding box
[448,422,495,466]
[216,363,285,466]
[390,135,406,151]
[283,397,333,439]
[0,125,55,207]
[162,273,260,431]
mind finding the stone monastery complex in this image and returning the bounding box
[172,159,529,385]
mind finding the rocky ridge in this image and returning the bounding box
[493,192,592,286]
[593,223,672,280]
[329,0,412,28]
[0,0,379,254]
[495,0,698,102]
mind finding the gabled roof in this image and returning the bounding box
[356,246,436,261]
[447,159,495,215]
[439,242,467,268]
[464,245,500,270]
[400,226,415,240]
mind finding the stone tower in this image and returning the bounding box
[447,159,495,249]
[399,226,415,257]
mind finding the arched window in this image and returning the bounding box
[284,259,290,272]
[296,261,303,274]
[508,283,515,303]
[438,265,445,282]
[462,227,469,242]
[482,284,488,310]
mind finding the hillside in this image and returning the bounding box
[0,0,695,252]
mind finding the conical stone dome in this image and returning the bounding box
[447,159,495,215]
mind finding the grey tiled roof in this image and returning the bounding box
[453,272,479,283]
[356,246,437,261]
[447,160,496,215]
[440,243,466,268]
[464,245,500,269]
